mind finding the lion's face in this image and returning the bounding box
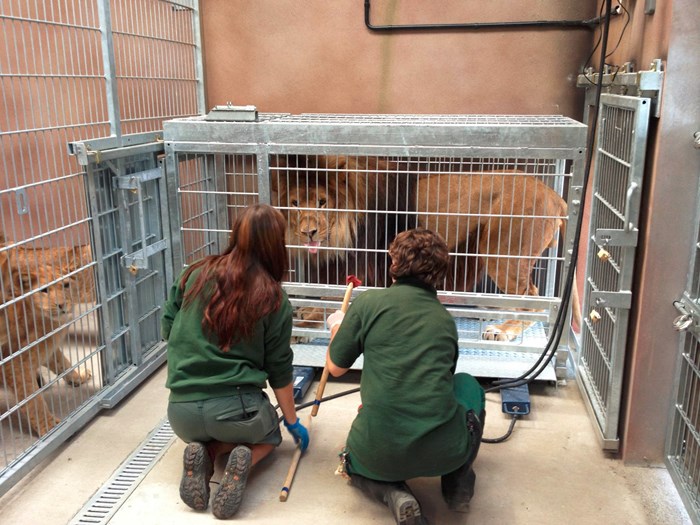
[286,182,355,259]
[0,263,76,350]
[27,268,76,323]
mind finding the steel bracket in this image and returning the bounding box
[113,168,162,190]
[577,59,664,118]
[590,290,632,310]
[595,228,639,247]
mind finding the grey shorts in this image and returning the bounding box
[168,388,282,446]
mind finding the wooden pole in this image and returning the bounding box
[279,275,360,501]
[279,412,312,501]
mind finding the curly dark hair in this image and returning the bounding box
[388,228,449,289]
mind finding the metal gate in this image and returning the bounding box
[577,94,651,450]
[163,111,586,381]
[666,139,700,522]
[0,0,203,497]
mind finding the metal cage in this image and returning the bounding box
[163,111,587,380]
[667,165,700,522]
[0,0,203,497]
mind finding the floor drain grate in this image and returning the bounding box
[69,418,176,525]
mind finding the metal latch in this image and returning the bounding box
[674,295,700,333]
[114,166,167,272]
[205,103,258,122]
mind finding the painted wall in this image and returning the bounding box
[200,0,597,118]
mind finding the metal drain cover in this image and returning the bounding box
[69,418,175,525]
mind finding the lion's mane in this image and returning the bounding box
[273,155,416,288]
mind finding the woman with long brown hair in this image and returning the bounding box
[162,203,308,519]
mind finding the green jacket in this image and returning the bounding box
[162,268,294,402]
[329,277,470,481]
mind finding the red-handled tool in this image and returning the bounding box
[279,274,361,502]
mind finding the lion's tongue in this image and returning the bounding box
[305,241,319,254]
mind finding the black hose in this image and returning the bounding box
[485,0,614,394]
[482,415,519,444]
[276,386,361,422]
[365,0,603,33]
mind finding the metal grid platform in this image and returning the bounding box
[292,319,556,382]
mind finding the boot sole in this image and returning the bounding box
[180,442,213,511]
[397,498,423,525]
[389,488,425,525]
[212,445,252,519]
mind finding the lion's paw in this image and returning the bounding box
[64,367,92,387]
[295,306,326,328]
[482,325,516,342]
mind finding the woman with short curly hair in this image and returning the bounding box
[326,228,485,525]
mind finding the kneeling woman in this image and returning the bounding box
[326,228,485,525]
[162,204,308,519]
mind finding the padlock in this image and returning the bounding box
[589,309,602,323]
[597,248,610,262]
[129,265,139,275]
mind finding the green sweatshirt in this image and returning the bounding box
[162,268,294,402]
[329,277,471,481]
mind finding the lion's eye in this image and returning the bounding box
[318,198,326,207]
[291,199,298,207]
[63,282,71,289]
[39,287,49,294]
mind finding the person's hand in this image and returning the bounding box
[327,310,345,330]
[284,418,309,451]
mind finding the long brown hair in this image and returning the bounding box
[180,204,288,349]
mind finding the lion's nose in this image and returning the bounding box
[302,228,317,240]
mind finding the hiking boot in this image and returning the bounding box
[350,474,429,525]
[180,442,214,511]
[441,408,484,512]
[384,484,429,525]
[442,465,476,512]
[212,445,252,519]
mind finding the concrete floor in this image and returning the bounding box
[0,365,692,525]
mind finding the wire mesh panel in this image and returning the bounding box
[577,94,651,451]
[666,168,700,523]
[0,0,202,498]
[164,112,586,379]
[109,0,202,137]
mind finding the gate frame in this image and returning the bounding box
[576,93,651,451]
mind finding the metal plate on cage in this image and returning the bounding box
[292,318,556,382]
[292,343,555,382]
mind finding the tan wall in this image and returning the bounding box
[201,0,599,118]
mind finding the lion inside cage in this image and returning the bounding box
[0,222,101,454]
[175,152,574,356]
